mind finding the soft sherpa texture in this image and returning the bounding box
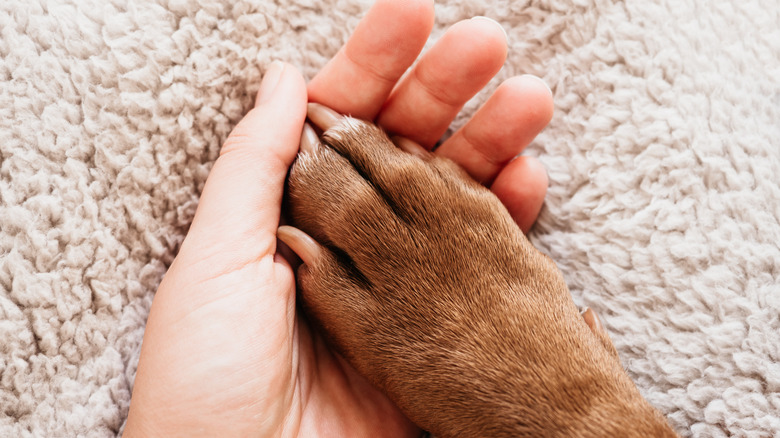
[1,0,778,436]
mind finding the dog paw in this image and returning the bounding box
[278,104,620,436]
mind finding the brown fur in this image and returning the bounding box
[284,116,679,437]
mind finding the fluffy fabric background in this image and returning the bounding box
[1,0,778,436]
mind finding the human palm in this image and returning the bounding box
[124,1,554,436]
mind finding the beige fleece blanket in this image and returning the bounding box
[1,0,778,436]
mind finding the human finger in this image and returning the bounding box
[180,61,307,268]
[489,155,548,233]
[436,75,554,185]
[375,17,507,148]
[307,0,434,120]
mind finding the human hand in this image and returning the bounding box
[123,1,553,437]
[309,0,553,233]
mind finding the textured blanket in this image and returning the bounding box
[1,0,778,436]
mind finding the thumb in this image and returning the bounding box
[179,61,307,270]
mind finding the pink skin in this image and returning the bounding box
[123,0,554,437]
[309,3,553,232]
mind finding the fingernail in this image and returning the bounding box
[471,16,508,41]
[256,61,285,106]
[522,74,553,98]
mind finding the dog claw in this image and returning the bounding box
[307,102,343,131]
[300,123,320,153]
[392,135,430,159]
[581,307,604,334]
[277,225,322,267]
